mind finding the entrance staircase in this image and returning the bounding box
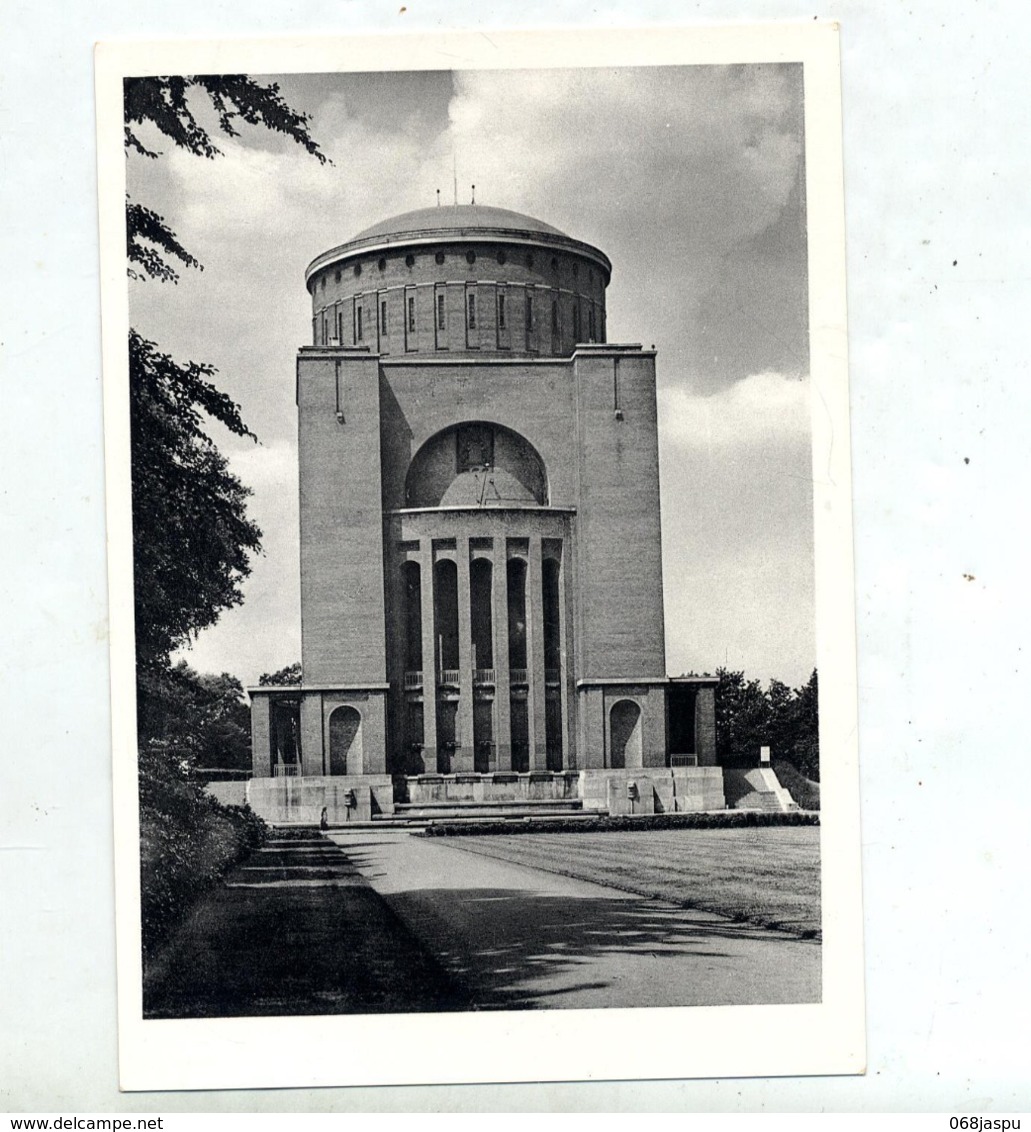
[392,797,590,822]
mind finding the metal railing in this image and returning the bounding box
[510,668,528,685]
[670,753,699,767]
[473,668,496,685]
[403,670,423,689]
[438,668,461,685]
[545,668,560,685]
[273,763,301,777]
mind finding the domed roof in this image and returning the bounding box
[305,201,611,286]
[352,204,568,242]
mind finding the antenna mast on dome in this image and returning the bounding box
[436,188,441,207]
[471,184,476,205]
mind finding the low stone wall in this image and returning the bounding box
[722,767,797,813]
[205,781,248,807]
[581,767,726,815]
[405,771,581,805]
[246,775,395,824]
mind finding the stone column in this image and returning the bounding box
[557,548,572,770]
[492,535,511,771]
[299,692,325,777]
[455,538,475,773]
[527,535,548,770]
[419,538,437,772]
[695,684,717,766]
[250,693,273,777]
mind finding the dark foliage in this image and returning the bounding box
[772,758,821,811]
[259,662,302,686]
[714,667,820,780]
[130,331,261,669]
[126,76,324,959]
[125,75,326,284]
[420,811,819,838]
[137,661,252,772]
[139,741,267,958]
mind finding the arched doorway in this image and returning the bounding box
[609,700,642,769]
[329,706,362,776]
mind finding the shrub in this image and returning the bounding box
[139,742,268,958]
[772,758,821,810]
[419,810,819,838]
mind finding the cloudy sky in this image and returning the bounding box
[127,63,814,688]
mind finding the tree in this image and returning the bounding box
[137,661,252,772]
[125,76,325,283]
[714,667,771,766]
[125,75,326,689]
[258,662,302,686]
[130,330,261,668]
[789,669,820,781]
[714,666,820,778]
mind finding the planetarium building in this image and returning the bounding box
[247,203,732,821]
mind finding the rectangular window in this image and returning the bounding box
[498,292,506,330]
[322,317,328,345]
[588,306,596,341]
[381,300,388,336]
[526,293,533,330]
[551,298,559,333]
[438,292,446,330]
[467,292,477,329]
[337,312,344,343]
[357,306,363,341]
[408,296,416,332]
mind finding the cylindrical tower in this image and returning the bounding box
[304,204,611,357]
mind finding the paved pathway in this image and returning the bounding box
[328,829,821,1010]
[143,835,469,1018]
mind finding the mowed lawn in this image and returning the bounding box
[448,827,821,939]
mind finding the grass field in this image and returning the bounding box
[449,827,821,939]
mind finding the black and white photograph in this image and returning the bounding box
[96,25,861,1091]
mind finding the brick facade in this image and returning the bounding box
[249,204,717,790]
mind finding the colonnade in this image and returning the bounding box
[395,532,566,775]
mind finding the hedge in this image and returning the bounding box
[139,743,268,958]
[419,809,819,838]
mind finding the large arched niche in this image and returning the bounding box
[404,422,548,508]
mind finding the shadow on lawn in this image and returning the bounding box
[143,839,821,1018]
[385,886,821,1010]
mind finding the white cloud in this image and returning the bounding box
[136,66,813,685]
[659,370,811,451]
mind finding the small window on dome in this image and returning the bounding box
[497,250,507,266]
[354,263,362,277]
[335,269,341,283]
[435,251,445,265]
[320,276,326,290]
[551,257,558,271]
[466,250,476,265]
[378,257,387,271]
[526,253,534,269]
[406,254,416,268]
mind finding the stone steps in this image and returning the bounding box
[393,798,585,821]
